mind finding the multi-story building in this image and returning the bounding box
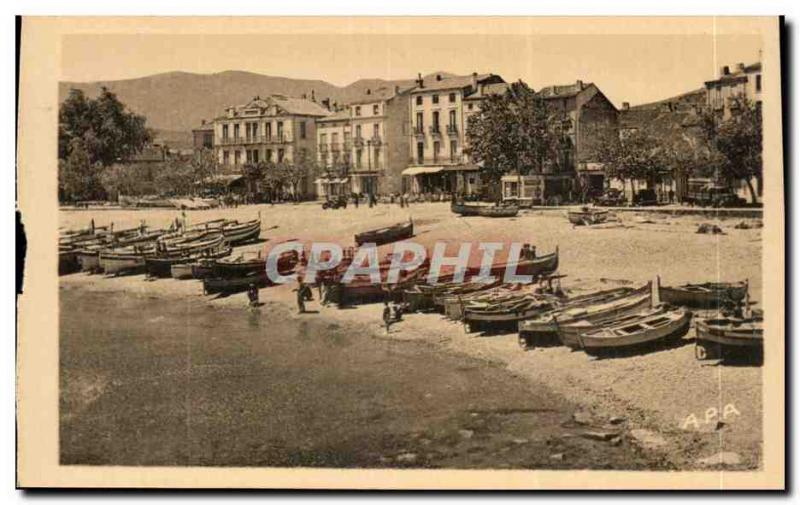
[192,120,214,153]
[315,108,352,199]
[404,73,507,195]
[314,86,412,198]
[704,62,762,120]
[347,86,411,196]
[213,94,330,196]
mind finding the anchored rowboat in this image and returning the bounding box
[578,304,692,355]
[450,201,485,216]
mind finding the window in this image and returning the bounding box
[432,111,440,132]
[252,149,259,164]
[416,142,424,164]
[356,149,363,169]
[300,121,307,139]
[246,150,252,163]
[433,141,440,162]
[252,123,258,138]
[223,150,230,165]
[373,124,380,139]
[320,133,327,147]
[374,147,381,168]
[266,149,272,162]
[468,103,474,111]
[449,110,456,128]
[276,122,284,140]
[450,141,458,161]
[373,104,379,115]
[432,94,439,104]
[449,93,456,103]
[203,133,213,148]
[356,125,362,139]
[416,112,424,132]
[234,150,241,165]
[234,124,240,139]
[355,106,361,117]
[331,132,338,146]
[756,74,762,92]
[277,149,284,162]
[416,96,422,106]
[265,123,272,139]
[222,124,229,139]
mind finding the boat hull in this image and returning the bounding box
[659,283,747,309]
[170,263,196,280]
[477,206,519,218]
[99,254,146,276]
[223,221,261,245]
[203,271,269,295]
[59,250,81,275]
[580,309,691,355]
[568,210,608,225]
[355,222,413,246]
[695,318,763,347]
[77,250,101,272]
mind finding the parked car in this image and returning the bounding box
[594,188,626,207]
[322,195,348,209]
[633,189,659,207]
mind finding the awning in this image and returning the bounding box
[402,166,444,176]
[442,163,480,172]
[315,177,350,184]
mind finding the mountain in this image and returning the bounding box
[57,70,457,136]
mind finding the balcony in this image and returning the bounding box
[318,144,328,152]
[446,124,458,136]
[413,126,425,137]
[370,135,382,146]
[429,125,442,136]
[409,156,465,166]
[218,134,292,145]
[353,137,365,147]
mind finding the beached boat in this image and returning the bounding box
[203,270,270,296]
[463,296,557,329]
[477,204,519,218]
[99,247,151,276]
[578,304,691,355]
[450,201,484,216]
[518,284,647,347]
[658,278,748,309]
[695,313,763,357]
[189,259,217,280]
[354,219,414,246]
[170,262,196,280]
[59,249,81,275]
[221,219,261,245]
[146,238,230,278]
[442,284,530,320]
[568,207,609,225]
[432,280,502,309]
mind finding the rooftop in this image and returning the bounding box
[536,82,593,99]
[410,73,503,93]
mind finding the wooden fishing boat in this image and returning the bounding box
[170,263,195,280]
[146,238,230,278]
[77,245,105,272]
[354,219,414,246]
[432,280,502,309]
[450,201,485,216]
[99,248,149,276]
[695,313,763,357]
[578,304,692,355]
[442,284,528,320]
[477,204,519,218]
[518,284,646,347]
[503,247,559,279]
[658,278,748,309]
[203,270,270,296]
[222,219,261,245]
[464,296,556,328]
[554,288,655,349]
[568,207,609,225]
[190,259,216,279]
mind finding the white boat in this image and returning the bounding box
[578,304,692,355]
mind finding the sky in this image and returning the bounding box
[61,31,762,107]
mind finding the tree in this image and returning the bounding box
[281,150,316,200]
[699,96,762,203]
[466,81,570,187]
[595,129,667,202]
[59,139,106,202]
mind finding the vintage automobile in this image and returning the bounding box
[321,195,348,210]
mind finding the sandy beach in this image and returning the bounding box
[59,202,764,469]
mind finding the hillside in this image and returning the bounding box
[57,70,451,134]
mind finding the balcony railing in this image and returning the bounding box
[414,126,425,136]
[370,135,382,146]
[353,137,365,147]
[429,125,442,136]
[410,156,466,166]
[446,124,458,135]
[219,134,292,145]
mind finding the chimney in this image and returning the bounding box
[395,85,400,94]
[576,80,584,90]
[311,89,316,101]
[736,62,746,73]
[417,73,424,88]
[201,119,206,125]
[322,98,331,110]
[436,73,442,81]
[366,88,371,95]
[471,72,478,89]
[621,102,630,111]
[722,65,730,76]
[302,93,307,99]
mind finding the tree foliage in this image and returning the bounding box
[699,96,762,203]
[59,139,106,202]
[466,81,571,184]
[594,129,668,200]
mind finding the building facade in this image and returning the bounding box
[213,94,330,197]
[403,73,507,196]
[704,62,762,120]
[192,120,214,152]
[315,109,352,199]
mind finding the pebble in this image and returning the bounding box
[696,451,742,467]
[629,429,668,450]
[458,429,474,439]
[512,438,529,445]
[395,452,418,464]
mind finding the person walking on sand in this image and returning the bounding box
[295,281,313,314]
[382,300,393,334]
[247,283,260,308]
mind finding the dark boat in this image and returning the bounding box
[568,206,609,225]
[203,270,270,295]
[59,248,81,275]
[658,277,748,309]
[221,219,261,245]
[695,312,763,360]
[450,201,484,216]
[354,219,414,246]
[145,236,229,278]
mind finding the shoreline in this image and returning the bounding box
[60,271,761,470]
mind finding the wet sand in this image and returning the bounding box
[59,202,764,469]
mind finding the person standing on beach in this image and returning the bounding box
[382,301,393,334]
